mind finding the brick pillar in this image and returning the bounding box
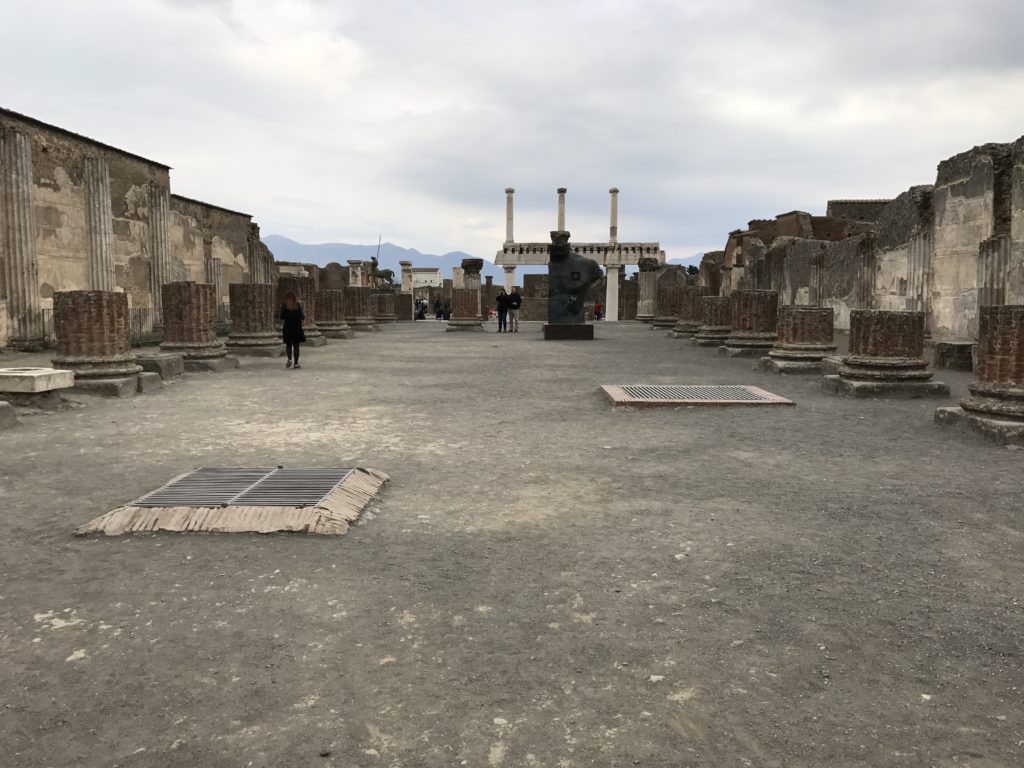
[761,306,836,373]
[160,282,227,361]
[652,282,682,329]
[672,285,710,337]
[446,288,484,332]
[841,310,931,381]
[316,289,354,338]
[277,275,326,345]
[227,283,282,356]
[724,290,778,353]
[344,286,378,332]
[461,258,483,318]
[961,305,1024,420]
[51,291,140,379]
[375,293,397,323]
[636,257,659,322]
[694,296,731,346]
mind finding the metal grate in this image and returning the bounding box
[602,384,794,407]
[133,467,354,508]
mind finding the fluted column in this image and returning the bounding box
[505,187,515,245]
[636,257,659,322]
[1,128,46,350]
[204,238,222,305]
[344,285,378,331]
[694,296,732,346]
[317,289,355,338]
[556,187,567,230]
[653,282,682,329]
[400,260,413,293]
[960,305,1024,420]
[84,156,115,292]
[52,290,140,380]
[446,288,484,332]
[160,281,228,363]
[609,187,619,244]
[672,286,709,337]
[148,183,171,314]
[605,265,621,322]
[723,290,779,355]
[462,257,483,318]
[759,306,836,373]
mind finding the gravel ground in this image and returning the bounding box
[1,320,1021,768]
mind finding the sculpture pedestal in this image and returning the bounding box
[544,324,593,341]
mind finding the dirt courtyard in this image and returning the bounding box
[1,320,1021,767]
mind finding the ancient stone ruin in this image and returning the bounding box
[316,290,355,339]
[694,296,732,346]
[673,286,710,338]
[721,290,779,357]
[277,275,326,346]
[758,306,837,374]
[226,283,283,357]
[160,281,238,372]
[345,286,378,332]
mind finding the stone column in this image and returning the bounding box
[227,283,282,356]
[609,187,619,244]
[148,183,172,315]
[316,289,355,338]
[204,238,222,306]
[653,282,682,329]
[160,282,237,371]
[505,187,515,245]
[672,286,710,337]
[348,260,364,288]
[52,290,142,395]
[823,310,948,397]
[277,275,326,345]
[694,296,732,346]
[462,257,483,318]
[84,156,115,292]
[400,260,413,293]
[557,187,567,230]
[345,286,378,331]
[451,266,464,290]
[503,265,516,293]
[759,306,836,374]
[446,288,484,332]
[722,290,779,357]
[0,127,46,350]
[605,265,621,322]
[636,257,660,322]
[375,293,397,322]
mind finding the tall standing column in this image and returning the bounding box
[605,265,621,322]
[636,257,659,322]
[84,156,115,292]
[0,128,46,350]
[557,187,567,230]
[348,260,364,288]
[204,238,222,304]
[609,187,619,244]
[148,182,172,315]
[399,260,413,293]
[505,187,515,245]
[503,265,516,293]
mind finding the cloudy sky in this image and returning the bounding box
[3,0,1024,262]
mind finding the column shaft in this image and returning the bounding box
[149,183,171,313]
[605,266,620,321]
[505,187,515,245]
[84,156,116,291]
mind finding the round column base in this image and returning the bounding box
[839,355,933,381]
[960,382,1024,421]
[51,354,142,380]
[160,341,228,360]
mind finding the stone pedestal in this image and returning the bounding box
[51,291,141,395]
[316,289,355,338]
[160,282,238,371]
[395,293,414,322]
[134,351,184,380]
[227,283,283,356]
[446,288,484,332]
[374,293,397,323]
[722,290,778,357]
[672,286,710,337]
[345,286,379,332]
[758,306,836,374]
[933,341,975,372]
[636,257,659,322]
[693,296,731,346]
[936,305,1024,444]
[824,310,948,398]
[544,324,593,340]
[652,283,682,329]
[278,275,326,345]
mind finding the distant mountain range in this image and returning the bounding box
[263,234,702,279]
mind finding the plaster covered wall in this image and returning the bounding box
[169,195,253,303]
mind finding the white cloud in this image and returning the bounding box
[2,0,1024,262]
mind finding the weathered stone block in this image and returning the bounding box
[134,352,185,380]
[0,367,75,393]
[719,345,768,358]
[74,376,138,398]
[756,357,822,375]
[0,401,17,429]
[933,341,975,372]
[822,374,950,398]
[934,406,1024,446]
[136,371,164,394]
[184,355,241,372]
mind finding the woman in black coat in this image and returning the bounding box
[280,291,306,369]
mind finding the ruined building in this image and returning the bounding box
[0,108,277,348]
[700,137,1024,342]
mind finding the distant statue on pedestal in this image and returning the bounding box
[545,231,603,340]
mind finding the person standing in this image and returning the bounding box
[507,287,522,333]
[495,288,510,333]
[280,290,306,369]
[594,300,603,321]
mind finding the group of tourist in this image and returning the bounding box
[493,288,522,333]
